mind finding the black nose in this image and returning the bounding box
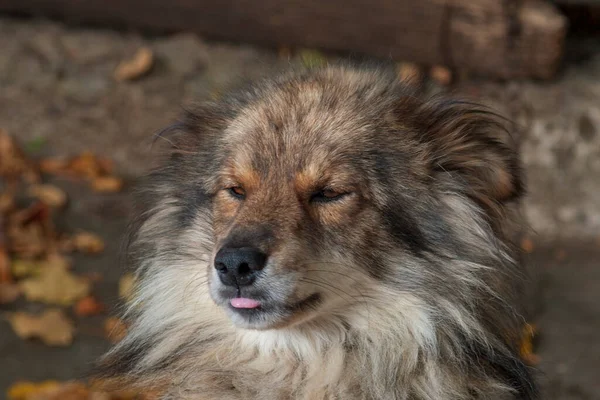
[214,247,267,287]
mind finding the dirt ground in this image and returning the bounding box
[0,16,599,399]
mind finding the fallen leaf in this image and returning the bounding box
[118,273,135,302]
[104,317,127,344]
[9,201,50,226]
[7,309,75,346]
[519,323,539,366]
[114,47,154,81]
[8,380,157,400]
[0,192,14,213]
[27,184,67,208]
[10,259,40,278]
[7,380,61,400]
[0,243,10,283]
[74,295,106,316]
[20,261,90,305]
[72,232,105,254]
[397,62,422,84]
[96,158,114,175]
[39,158,68,175]
[0,129,40,182]
[9,381,93,400]
[7,222,47,259]
[430,65,452,86]
[91,176,123,193]
[520,237,534,254]
[67,151,103,179]
[0,282,21,303]
[11,256,69,278]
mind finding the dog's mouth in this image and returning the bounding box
[217,287,323,328]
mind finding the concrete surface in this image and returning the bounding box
[0,16,599,399]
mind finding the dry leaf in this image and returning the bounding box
[7,309,75,346]
[7,380,61,400]
[20,261,90,305]
[72,232,105,254]
[0,282,21,303]
[519,323,539,366]
[8,380,156,400]
[0,244,10,283]
[27,184,67,208]
[114,47,154,81]
[0,192,15,213]
[118,273,135,302]
[67,151,103,179]
[7,222,47,259]
[8,381,92,400]
[96,158,114,175]
[397,62,422,84]
[520,237,534,254]
[39,158,68,175]
[104,317,127,344]
[12,256,69,279]
[91,176,123,193]
[0,129,39,182]
[430,65,452,86]
[74,295,106,316]
[10,259,41,278]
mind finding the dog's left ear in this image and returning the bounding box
[417,99,524,208]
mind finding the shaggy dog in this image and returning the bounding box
[98,65,537,399]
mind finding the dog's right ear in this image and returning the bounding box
[410,98,524,214]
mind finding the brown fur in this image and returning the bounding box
[97,64,536,399]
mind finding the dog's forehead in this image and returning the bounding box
[222,85,376,178]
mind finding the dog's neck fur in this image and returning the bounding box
[125,265,513,400]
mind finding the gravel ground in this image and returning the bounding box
[0,16,599,399]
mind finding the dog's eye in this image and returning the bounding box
[227,186,246,199]
[310,189,348,203]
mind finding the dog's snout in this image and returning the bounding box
[214,247,267,287]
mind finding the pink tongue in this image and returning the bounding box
[230,297,261,309]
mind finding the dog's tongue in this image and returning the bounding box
[230,297,261,309]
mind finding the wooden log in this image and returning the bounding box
[0,0,567,79]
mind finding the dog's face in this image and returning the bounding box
[208,93,395,329]
[161,68,521,330]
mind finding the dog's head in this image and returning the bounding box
[135,66,523,331]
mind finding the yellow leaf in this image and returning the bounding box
[11,259,42,278]
[519,323,539,366]
[7,309,75,346]
[7,380,61,400]
[19,261,90,305]
[118,273,136,303]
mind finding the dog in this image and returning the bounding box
[98,64,537,399]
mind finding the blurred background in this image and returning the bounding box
[0,0,598,399]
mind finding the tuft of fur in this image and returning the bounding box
[97,64,537,399]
